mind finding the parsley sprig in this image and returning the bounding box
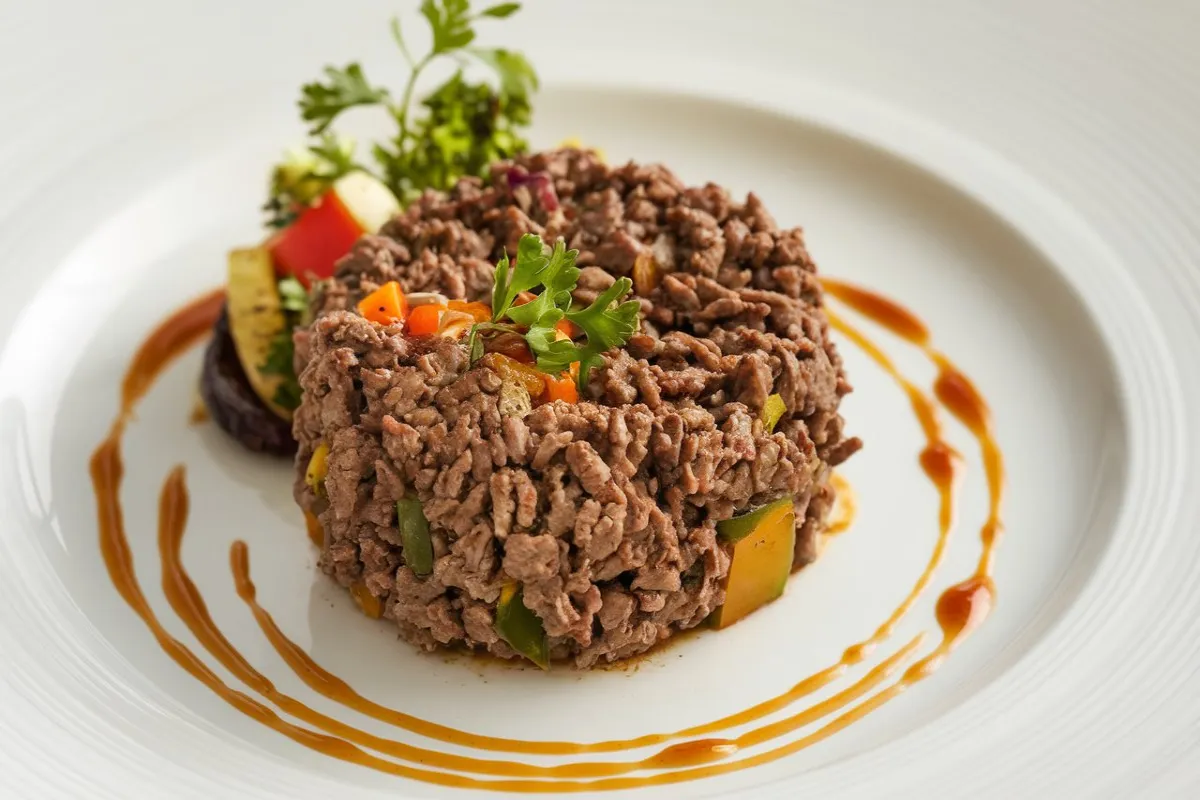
[469,234,641,389]
[278,0,537,213]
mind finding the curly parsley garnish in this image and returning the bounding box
[469,234,641,389]
[270,0,537,219]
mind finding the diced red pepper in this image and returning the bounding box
[268,190,364,286]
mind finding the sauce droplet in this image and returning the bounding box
[644,739,738,769]
[934,364,989,437]
[935,576,995,640]
[919,442,959,488]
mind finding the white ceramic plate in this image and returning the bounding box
[2,1,1198,798]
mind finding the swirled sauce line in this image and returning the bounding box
[93,279,1001,792]
[226,314,959,756]
[821,278,1005,578]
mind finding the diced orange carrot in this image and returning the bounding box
[357,281,408,325]
[555,319,579,338]
[448,300,491,323]
[544,374,578,403]
[405,303,445,336]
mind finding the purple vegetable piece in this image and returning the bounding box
[199,307,297,457]
[506,166,559,212]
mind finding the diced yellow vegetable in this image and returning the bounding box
[632,251,662,296]
[226,247,292,420]
[712,498,796,629]
[350,582,382,619]
[557,136,606,163]
[304,511,324,549]
[305,443,329,494]
[762,393,787,433]
[495,582,549,669]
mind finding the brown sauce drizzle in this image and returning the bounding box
[91,278,1002,791]
[822,277,1005,578]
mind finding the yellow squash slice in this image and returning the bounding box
[226,247,292,420]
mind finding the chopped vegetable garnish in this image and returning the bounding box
[468,233,640,389]
[482,352,546,397]
[397,498,434,576]
[227,247,299,418]
[713,498,796,629]
[486,331,536,363]
[259,276,310,412]
[305,443,330,494]
[268,190,364,286]
[762,393,787,433]
[543,374,578,404]
[277,276,310,314]
[304,511,325,549]
[554,318,578,339]
[350,582,384,619]
[358,281,408,325]
[275,0,537,216]
[632,251,662,296]
[436,309,476,340]
[497,379,532,418]
[495,582,549,669]
[264,134,360,229]
[448,299,491,323]
[405,303,445,336]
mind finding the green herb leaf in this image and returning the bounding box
[260,329,302,410]
[264,133,362,229]
[277,276,310,314]
[299,64,390,134]
[280,2,537,220]
[529,329,579,374]
[491,234,551,321]
[471,234,640,387]
[478,2,521,18]
[566,277,641,356]
[504,239,578,327]
[421,0,475,55]
[469,48,539,100]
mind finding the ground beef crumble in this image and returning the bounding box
[292,148,860,667]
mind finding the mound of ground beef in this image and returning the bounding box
[292,148,861,667]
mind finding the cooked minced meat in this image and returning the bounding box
[292,148,861,667]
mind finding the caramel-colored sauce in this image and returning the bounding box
[91,278,1003,792]
[821,277,931,346]
[826,472,857,536]
[826,309,960,666]
[188,399,209,425]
